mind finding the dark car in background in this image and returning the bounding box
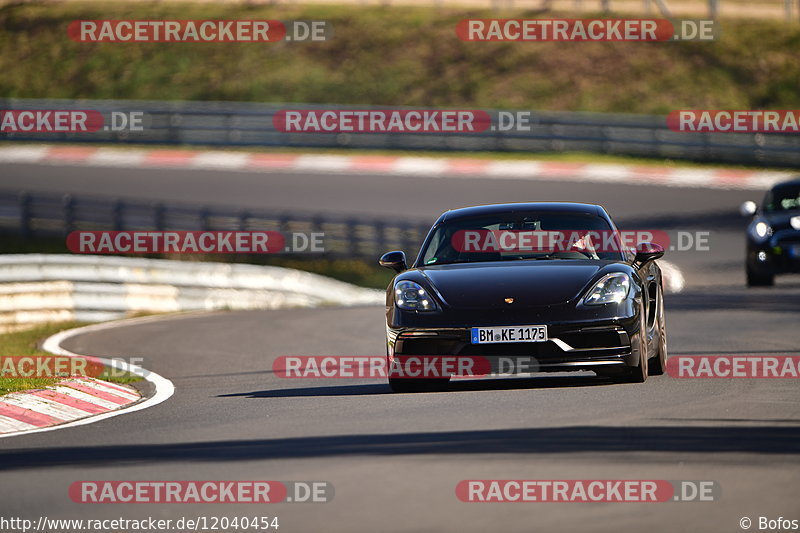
[379,202,668,392]
[741,178,800,286]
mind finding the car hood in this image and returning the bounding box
[419,260,615,308]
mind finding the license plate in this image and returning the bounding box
[470,325,547,344]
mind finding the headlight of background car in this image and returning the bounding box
[394,280,437,311]
[584,273,631,305]
[749,219,772,242]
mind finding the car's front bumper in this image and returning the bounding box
[387,319,638,374]
[748,231,800,274]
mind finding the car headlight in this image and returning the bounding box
[584,273,631,305]
[394,280,437,312]
[750,220,772,242]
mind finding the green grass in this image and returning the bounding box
[0,322,143,396]
[1,3,799,114]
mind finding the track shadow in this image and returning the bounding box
[1,425,798,471]
[221,383,391,398]
[219,374,613,399]
[656,418,800,425]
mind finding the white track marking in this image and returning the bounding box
[294,154,353,172]
[0,315,176,438]
[88,148,147,167]
[393,157,449,175]
[0,145,49,163]
[192,151,250,169]
[582,164,635,182]
[485,160,544,178]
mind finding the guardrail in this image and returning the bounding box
[0,189,431,261]
[0,254,384,330]
[2,99,799,167]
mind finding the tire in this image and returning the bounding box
[746,263,774,287]
[648,285,668,376]
[616,301,648,383]
[386,349,450,392]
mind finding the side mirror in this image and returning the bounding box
[379,251,407,273]
[740,201,757,217]
[634,242,665,264]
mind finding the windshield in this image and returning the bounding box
[419,211,624,265]
[764,185,800,213]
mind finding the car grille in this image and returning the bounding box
[395,327,629,361]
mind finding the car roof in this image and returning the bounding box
[771,178,800,191]
[438,202,605,223]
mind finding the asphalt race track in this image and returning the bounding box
[0,162,798,532]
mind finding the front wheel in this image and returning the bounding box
[616,301,648,383]
[746,263,774,287]
[388,377,449,393]
[648,284,668,376]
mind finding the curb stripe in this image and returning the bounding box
[0,415,39,432]
[0,401,62,427]
[42,146,95,162]
[46,385,122,410]
[1,145,790,190]
[0,394,86,420]
[246,153,297,168]
[0,376,142,435]
[80,377,140,399]
[61,381,133,405]
[28,390,109,414]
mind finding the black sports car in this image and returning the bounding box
[379,202,668,392]
[741,178,800,287]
